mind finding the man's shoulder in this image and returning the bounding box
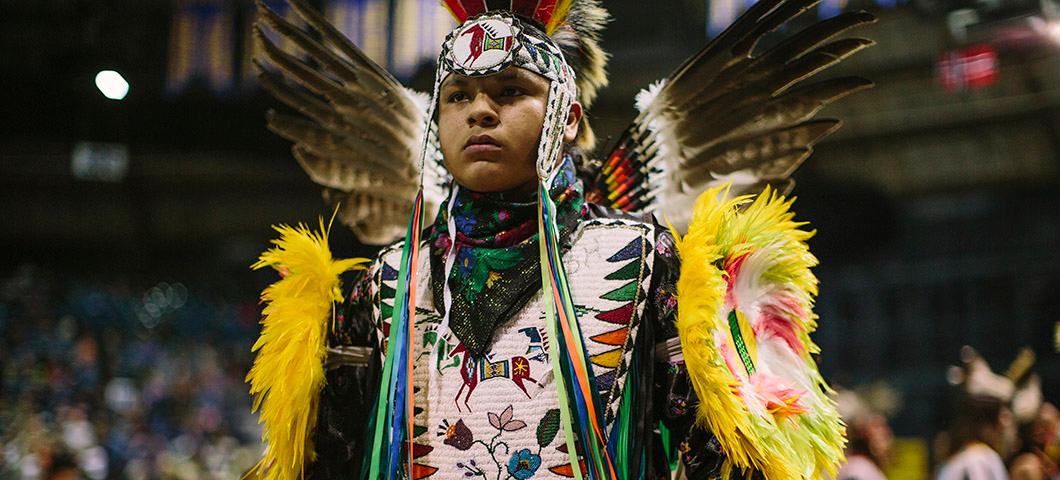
[371,225,435,266]
[581,203,674,249]
[375,238,407,263]
[583,202,657,226]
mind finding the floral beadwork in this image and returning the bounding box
[437,406,562,480]
[489,406,528,432]
[507,449,542,479]
[440,419,474,451]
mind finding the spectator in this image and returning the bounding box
[937,347,1017,480]
[835,384,899,480]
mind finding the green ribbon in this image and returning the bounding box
[728,310,756,376]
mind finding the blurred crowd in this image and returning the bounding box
[836,347,1059,480]
[0,265,262,480]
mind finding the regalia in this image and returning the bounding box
[244,0,876,478]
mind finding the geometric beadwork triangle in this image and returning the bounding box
[548,457,588,478]
[604,260,640,281]
[548,464,576,478]
[606,236,643,263]
[382,262,399,281]
[595,369,617,392]
[601,282,638,302]
[590,327,629,346]
[380,283,397,300]
[411,442,433,458]
[411,463,438,479]
[590,348,622,369]
[595,303,634,324]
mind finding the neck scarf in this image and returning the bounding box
[429,157,585,358]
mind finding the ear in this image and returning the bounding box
[562,101,583,144]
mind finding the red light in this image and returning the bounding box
[937,44,999,92]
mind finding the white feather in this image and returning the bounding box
[756,340,824,412]
[405,87,433,114]
[707,169,759,190]
[634,80,666,113]
[731,245,775,314]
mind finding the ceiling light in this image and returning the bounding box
[95,70,129,100]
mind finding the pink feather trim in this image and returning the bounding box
[750,372,807,420]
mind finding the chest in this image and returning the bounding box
[369,218,655,479]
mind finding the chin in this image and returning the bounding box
[453,159,536,193]
[459,177,531,193]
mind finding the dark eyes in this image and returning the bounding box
[501,86,524,97]
[445,87,524,103]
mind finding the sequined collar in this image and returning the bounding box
[428,158,585,357]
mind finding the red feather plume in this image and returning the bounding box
[442,0,573,33]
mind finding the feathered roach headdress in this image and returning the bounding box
[367,2,621,479]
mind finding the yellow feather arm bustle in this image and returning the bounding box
[674,185,845,479]
[245,217,369,480]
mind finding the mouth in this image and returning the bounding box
[464,134,502,154]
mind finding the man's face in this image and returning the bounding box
[438,66,580,194]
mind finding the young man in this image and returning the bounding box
[314,29,714,478]
[246,1,872,479]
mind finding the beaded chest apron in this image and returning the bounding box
[367,217,655,479]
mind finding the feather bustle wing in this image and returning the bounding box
[266,111,418,179]
[254,0,444,246]
[586,0,874,233]
[251,25,422,145]
[680,121,840,185]
[674,186,844,480]
[287,144,418,196]
[754,11,877,67]
[256,67,346,130]
[257,3,422,121]
[323,190,413,245]
[283,0,410,99]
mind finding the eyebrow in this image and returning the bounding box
[441,70,532,89]
[441,77,468,89]
[494,71,528,82]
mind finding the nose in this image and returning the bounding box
[466,94,498,127]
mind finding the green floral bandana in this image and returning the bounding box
[429,157,585,358]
